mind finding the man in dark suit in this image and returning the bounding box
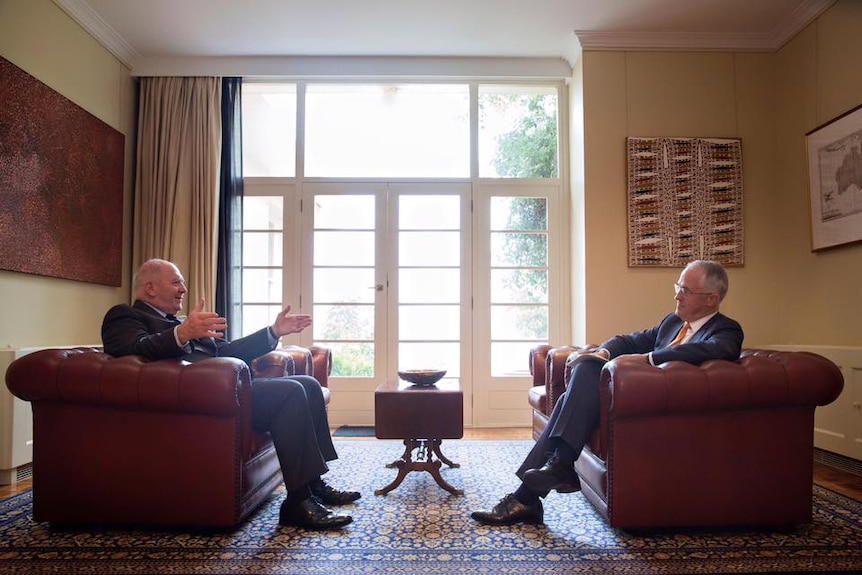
[472,259,744,526]
[102,258,359,530]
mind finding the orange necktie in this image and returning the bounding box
[668,322,691,347]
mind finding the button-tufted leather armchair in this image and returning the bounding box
[528,345,844,529]
[5,344,331,529]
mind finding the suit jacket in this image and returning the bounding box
[600,312,743,366]
[102,300,274,366]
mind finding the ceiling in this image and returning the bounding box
[54,0,836,73]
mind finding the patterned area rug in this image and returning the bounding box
[1,440,861,575]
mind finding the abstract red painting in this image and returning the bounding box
[0,56,124,286]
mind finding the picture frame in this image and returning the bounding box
[805,103,862,252]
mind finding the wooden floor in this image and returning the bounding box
[3,427,860,503]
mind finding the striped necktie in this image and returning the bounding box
[667,322,691,347]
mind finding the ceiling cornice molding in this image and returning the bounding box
[130,55,573,80]
[576,0,836,53]
[52,0,138,67]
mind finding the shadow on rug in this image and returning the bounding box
[1,440,861,575]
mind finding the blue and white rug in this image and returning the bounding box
[1,440,860,574]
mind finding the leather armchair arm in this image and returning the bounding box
[601,350,844,419]
[6,347,251,417]
[529,344,552,388]
[251,348,298,379]
[250,345,332,387]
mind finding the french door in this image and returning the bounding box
[298,181,562,428]
[302,182,473,426]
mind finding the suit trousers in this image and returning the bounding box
[517,358,604,479]
[250,374,336,491]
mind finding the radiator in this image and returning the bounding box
[0,345,99,485]
[770,344,862,463]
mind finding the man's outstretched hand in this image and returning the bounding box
[176,298,227,343]
[271,305,312,337]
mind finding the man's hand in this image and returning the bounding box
[613,353,650,364]
[176,298,227,344]
[271,305,313,337]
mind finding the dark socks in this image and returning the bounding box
[550,440,577,466]
[513,484,541,506]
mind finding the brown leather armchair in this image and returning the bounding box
[5,345,331,529]
[529,345,844,529]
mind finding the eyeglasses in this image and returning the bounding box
[674,283,714,297]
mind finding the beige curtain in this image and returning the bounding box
[133,77,221,312]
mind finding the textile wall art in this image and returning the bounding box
[0,56,124,286]
[626,137,744,267]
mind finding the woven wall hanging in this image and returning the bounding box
[626,137,744,267]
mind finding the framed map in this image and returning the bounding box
[806,103,862,251]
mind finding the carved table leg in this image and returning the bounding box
[375,459,411,495]
[376,438,462,496]
[425,459,464,495]
[431,439,460,468]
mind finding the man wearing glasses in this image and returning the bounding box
[472,259,744,526]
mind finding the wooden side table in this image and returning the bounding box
[374,379,464,496]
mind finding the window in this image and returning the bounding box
[241,81,566,427]
[478,85,558,178]
[242,83,296,177]
[241,196,283,334]
[489,196,549,375]
[305,84,470,177]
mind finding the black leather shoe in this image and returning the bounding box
[311,481,361,506]
[471,493,544,526]
[279,497,353,530]
[522,454,581,496]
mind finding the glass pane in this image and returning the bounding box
[241,304,282,337]
[400,196,460,229]
[314,268,376,303]
[399,268,459,303]
[325,342,374,377]
[243,196,283,230]
[314,195,375,229]
[491,269,548,303]
[399,231,460,266]
[243,232,282,266]
[313,304,374,340]
[242,83,296,177]
[398,342,459,377]
[399,305,459,340]
[242,269,283,303]
[491,305,548,340]
[491,232,547,267]
[490,197,547,231]
[305,84,470,177]
[314,231,375,266]
[478,85,558,178]
[491,342,537,376]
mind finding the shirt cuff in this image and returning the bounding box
[267,326,279,347]
[648,351,656,366]
[173,326,191,351]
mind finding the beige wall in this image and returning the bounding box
[0,0,135,349]
[774,0,862,346]
[577,0,862,348]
